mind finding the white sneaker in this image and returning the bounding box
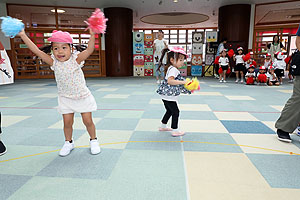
[219,80,223,83]
[235,79,239,83]
[288,79,293,83]
[240,80,244,83]
[156,80,160,84]
[90,139,101,155]
[59,141,74,157]
[223,80,227,83]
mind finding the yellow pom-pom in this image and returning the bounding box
[184,77,200,92]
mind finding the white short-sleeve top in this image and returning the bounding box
[50,51,91,99]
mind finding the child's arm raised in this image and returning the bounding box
[18,30,53,66]
[76,29,95,64]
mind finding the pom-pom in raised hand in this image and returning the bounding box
[228,49,234,58]
[214,56,220,64]
[184,77,200,93]
[243,53,251,62]
[85,8,108,34]
[0,16,24,38]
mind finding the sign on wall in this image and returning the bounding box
[0,42,14,85]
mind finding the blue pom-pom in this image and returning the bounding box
[0,16,24,38]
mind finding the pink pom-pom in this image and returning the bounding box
[85,8,108,34]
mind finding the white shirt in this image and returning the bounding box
[219,57,229,66]
[160,66,180,102]
[267,72,277,81]
[154,39,168,64]
[272,59,286,70]
[50,51,91,99]
[235,55,244,64]
[245,72,255,77]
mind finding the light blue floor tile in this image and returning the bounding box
[0,174,32,200]
[96,118,139,130]
[183,132,243,153]
[221,120,276,134]
[126,131,182,151]
[8,176,106,200]
[37,148,122,180]
[247,153,300,189]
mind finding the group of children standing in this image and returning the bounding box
[217,47,289,86]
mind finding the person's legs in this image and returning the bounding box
[275,76,300,142]
[81,112,100,155]
[235,71,239,82]
[155,64,160,83]
[0,112,6,156]
[63,113,74,141]
[240,71,244,83]
[161,100,172,125]
[160,65,165,81]
[81,112,96,140]
[59,113,75,156]
[223,70,227,82]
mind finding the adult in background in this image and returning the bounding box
[275,24,300,142]
[215,38,227,78]
[154,30,168,84]
[267,35,284,60]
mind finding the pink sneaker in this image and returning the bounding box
[171,131,185,137]
[159,127,173,131]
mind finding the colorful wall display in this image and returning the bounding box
[0,41,14,85]
[191,32,204,76]
[206,31,218,42]
[143,34,154,76]
[133,32,145,76]
[133,32,144,55]
[178,61,187,77]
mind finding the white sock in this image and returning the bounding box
[172,128,179,132]
[161,123,167,128]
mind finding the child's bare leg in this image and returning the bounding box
[81,112,96,139]
[223,71,227,80]
[63,113,74,141]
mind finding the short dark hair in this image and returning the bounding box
[221,38,227,43]
[158,30,164,34]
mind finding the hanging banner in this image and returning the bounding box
[0,42,14,85]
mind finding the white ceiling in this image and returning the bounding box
[0,0,296,28]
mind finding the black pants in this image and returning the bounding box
[161,99,180,129]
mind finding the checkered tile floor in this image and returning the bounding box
[1,77,300,200]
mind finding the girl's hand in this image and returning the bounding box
[18,29,25,36]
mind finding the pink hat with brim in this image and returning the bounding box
[171,47,188,58]
[48,30,73,44]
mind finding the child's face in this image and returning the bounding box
[269,69,274,74]
[221,51,226,57]
[52,43,72,62]
[238,50,242,55]
[249,68,254,72]
[266,57,271,61]
[259,69,265,73]
[171,54,185,68]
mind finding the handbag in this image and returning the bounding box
[290,50,300,76]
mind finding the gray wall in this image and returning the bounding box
[0,3,11,50]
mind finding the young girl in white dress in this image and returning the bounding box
[18,29,100,156]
